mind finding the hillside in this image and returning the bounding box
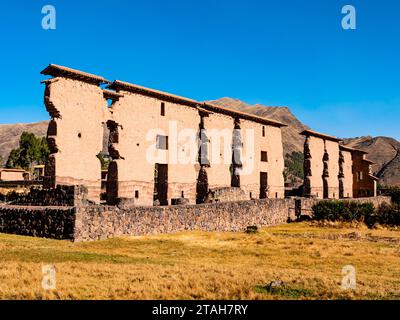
[207,98,309,155]
[207,98,400,187]
[343,136,400,187]
[0,121,48,165]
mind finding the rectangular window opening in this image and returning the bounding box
[161,102,165,116]
[261,151,268,162]
[156,135,168,150]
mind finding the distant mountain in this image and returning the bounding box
[207,97,310,155]
[0,121,48,165]
[343,136,400,187]
[207,98,400,187]
[1,99,399,187]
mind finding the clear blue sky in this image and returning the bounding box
[0,0,399,139]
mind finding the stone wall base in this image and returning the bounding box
[0,196,392,242]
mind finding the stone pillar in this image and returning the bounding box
[106,120,123,205]
[231,117,242,188]
[196,112,210,204]
[322,140,329,199]
[303,136,312,197]
[338,150,345,198]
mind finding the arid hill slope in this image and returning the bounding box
[208,98,400,187]
[0,121,48,165]
[343,136,400,187]
[207,97,309,156]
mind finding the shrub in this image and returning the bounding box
[375,204,400,226]
[246,226,258,234]
[379,186,400,205]
[389,189,400,205]
[312,200,375,223]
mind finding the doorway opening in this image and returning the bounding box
[154,163,168,206]
[260,172,268,199]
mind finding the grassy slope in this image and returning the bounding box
[0,223,399,300]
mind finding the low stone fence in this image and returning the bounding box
[5,185,89,207]
[74,198,294,241]
[0,196,392,242]
[0,205,75,240]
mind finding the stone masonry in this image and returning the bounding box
[0,195,391,242]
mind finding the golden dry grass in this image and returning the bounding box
[0,222,400,300]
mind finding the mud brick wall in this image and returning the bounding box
[74,199,294,241]
[0,205,76,239]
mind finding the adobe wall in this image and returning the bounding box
[44,77,108,203]
[239,120,285,199]
[353,153,377,197]
[108,92,286,205]
[340,149,353,198]
[41,69,286,206]
[325,140,340,199]
[0,171,26,181]
[304,135,343,199]
[108,92,200,205]
[306,136,325,198]
[204,112,234,190]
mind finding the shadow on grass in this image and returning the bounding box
[254,283,314,299]
[0,249,174,265]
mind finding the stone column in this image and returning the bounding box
[322,140,329,199]
[303,136,312,197]
[231,117,242,188]
[338,150,345,198]
[196,111,210,203]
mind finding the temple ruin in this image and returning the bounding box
[301,129,377,199]
[41,64,286,205]
[0,64,386,242]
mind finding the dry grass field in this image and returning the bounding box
[0,222,399,300]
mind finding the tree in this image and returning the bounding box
[0,155,3,167]
[284,151,304,183]
[6,132,50,170]
[6,148,21,169]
